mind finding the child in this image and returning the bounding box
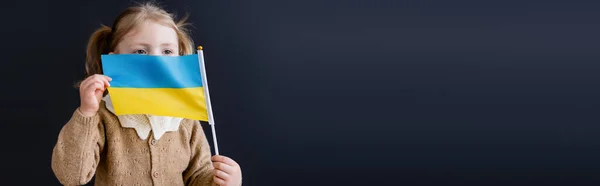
[51,3,242,186]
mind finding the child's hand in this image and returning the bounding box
[79,74,111,117]
[212,155,242,186]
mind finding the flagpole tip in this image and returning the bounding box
[197,46,203,50]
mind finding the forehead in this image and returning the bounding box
[120,21,178,46]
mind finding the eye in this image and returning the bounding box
[163,49,174,55]
[133,49,147,54]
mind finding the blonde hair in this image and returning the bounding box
[83,2,194,80]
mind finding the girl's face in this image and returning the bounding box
[113,21,179,56]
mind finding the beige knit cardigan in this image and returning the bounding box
[51,101,215,186]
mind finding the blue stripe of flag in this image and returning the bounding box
[101,54,203,88]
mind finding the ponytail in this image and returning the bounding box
[75,25,111,89]
[85,25,112,78]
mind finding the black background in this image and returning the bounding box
[2,0,600,185]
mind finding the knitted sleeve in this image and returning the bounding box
[182,120,216,186]
[51,108,106,185]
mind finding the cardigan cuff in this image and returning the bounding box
[73,107,101,125]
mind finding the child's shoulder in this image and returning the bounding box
[179,118,205,136]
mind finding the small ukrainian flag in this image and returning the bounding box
[101,52,209,121]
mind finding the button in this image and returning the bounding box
[151,139,156,145]
[153,171,159,178]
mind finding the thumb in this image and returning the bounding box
[95,89,105,102]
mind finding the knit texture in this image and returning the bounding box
[51,101,215,186]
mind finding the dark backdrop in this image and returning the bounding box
[2,0,600,185]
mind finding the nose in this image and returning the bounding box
[150,49,163,56]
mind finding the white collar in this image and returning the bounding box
[102,95,183,140]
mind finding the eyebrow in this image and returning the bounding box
[160,43,176,47]
[128,42,177,47]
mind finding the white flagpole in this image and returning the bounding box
[197,46,219,155]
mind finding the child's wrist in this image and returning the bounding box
[78,107,97,117]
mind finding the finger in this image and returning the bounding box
[91,74,105,83]
[80,74,103,90]
[83,83,101,99]
[96,75,112,88]
[86,82,104,94]
[214,169,230,181]
[95,84,106,94]
[89,75,110,88]
[95,89,104,98]
[103,75,112,81]
[213,176,226,185]
[101,77,110,87]
[213,162,235,174]
[79,77,94,90]
[212,155,238,167]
